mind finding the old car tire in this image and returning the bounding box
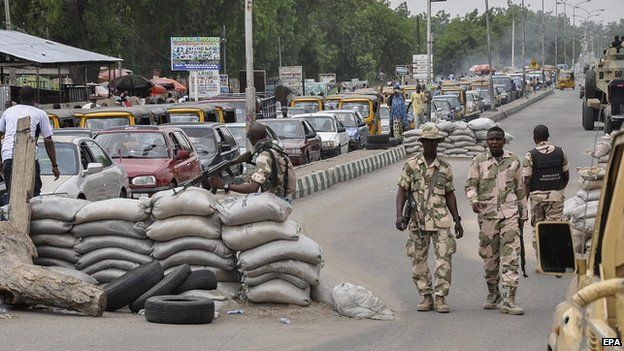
[172,269,217,294]
[582,101,595,131]
[129,264,191,313]
[585,71,596,99]
[144,295,214,324]
[104,261,164,311]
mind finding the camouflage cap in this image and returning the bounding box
[418,124,444,141]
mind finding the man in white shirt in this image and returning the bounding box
[0,86,59,198]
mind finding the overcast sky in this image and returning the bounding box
[389,0,622,24]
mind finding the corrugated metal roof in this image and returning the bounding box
[0,30,122,65]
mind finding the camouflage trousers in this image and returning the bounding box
[405,229,456,297]
[478,215,520,291]
[530,199,564,251]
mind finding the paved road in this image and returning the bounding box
[0,89,600,351]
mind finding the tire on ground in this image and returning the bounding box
[584,70,596,99]
[129,264,192,313]
[582,101,595,131]
[104,261,164,312]
[172,269,218,294]
[144,295,215,324]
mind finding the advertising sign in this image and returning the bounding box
[189,70,220,100]
[220,74,229,94]
[318,73,337,84]
[395,65,410,77]
[279,66,303,95]
[171,37,221,71]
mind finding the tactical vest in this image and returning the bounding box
[530,147,564,191]
[254,144,296,197]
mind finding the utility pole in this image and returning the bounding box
[563,3,567,66]
[522,0,527,98]
[244,0,255,141]
[541,0,545,70]
[278,36,282,68]
[572,6,576,69]
[426,0,432,84]
[3,0,10,30]
[512,18,515,68]
[554,1,558,64]
[485,0,494,104]
[416,15,420,53]
[222,25,227,76]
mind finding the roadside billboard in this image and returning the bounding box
[279,66,303,95]
[220,74,229,94]
[319,73,336,84]
[189,70,220,100]
[171,37,221,71]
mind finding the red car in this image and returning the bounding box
[95,126,202,198]
[260,118,322,165]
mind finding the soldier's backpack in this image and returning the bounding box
[255,144,297,197]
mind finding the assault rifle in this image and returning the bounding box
[518,207,528,278]
[402,192,423,241]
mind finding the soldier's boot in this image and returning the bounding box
[417,294,434,312]
[483,287,502,310]
[434,296,450,313]
[500,289,524,315]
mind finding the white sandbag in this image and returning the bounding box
[33,257,75,269]
[578,178,603,191]
[332,282,394,320]
[474,130,488,139]
[243,272,309,290]
[165,265,239,282]
[450,128,475,138]
[238,234,323,271]
[403,129,422,138]
[217,193,292,226]
[435,120,455,132]
[90,269,126,283]
[36,245,80,263]
[160,249,235,271]
[505,132,515,143]
[242,260,320,286]
[150,187,217,219]
[146,215,221,241]
[577,166,606,180]
[468,118,496,131]
[570,201,599,219]
[74,198,150,224]
[591,137,612,158]
[405,146,420,154]
[71,220,147,239]
[222,219,301,251]
[30,234,79,248]
[81,259,141,275]
[30,219,72,234]
[403,136,419,144]
[74,236,153,255]
[30,196,87,221]
[563,197,585,217]
[465,145,486,153]
[576,189,601,202]
[76,248,152,269]
[452,141,476,148]
[438,142,454,149]
[571,217,595,234]
[245,279,311,306]
[444,148,469,155]
[448,135,476,143]
[47,266,98,285]
[152,237,232,260]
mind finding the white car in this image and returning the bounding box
[38,136,130,201]
[379,105,390,134]
[295,113,349,158]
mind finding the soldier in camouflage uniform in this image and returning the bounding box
[209,122,295,197]
[465,126,528,315]
[522,125,569,252]
[396,124,464,313]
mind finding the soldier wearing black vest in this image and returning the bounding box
[522,125,569,253]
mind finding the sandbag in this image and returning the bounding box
[30,234,79,248]
[578,179,603,191]
[243,272,310,290]
[405,146,420,154]
[332,282,394,320]
[570,201,599,219]
[468,118,496,131]
[238,235,323,271]
[47,266,98,285]
[152,237,232,260]
[438,142,454,149]
[577,166,606,180]
[150,187,217,219]
[217,193,292,226]
[435,120,455,132]
[563,196,585,217]
[82,259,141,275]
[76,248,152,269]
[33,257,75,269]
[164,265,239,282]
[505,132,516,143]
[450,121,469,131]
[222,220,301,251]
[452,141,476,148]
[239,260,320,286]
[71,220,147,239]
[448,135,476,143]
[474,130,488,139]
[74,198,150,224]
[465,145,486,153]
[450,129,475,138]
[403,129,422,138]
[576,189,601,202]
[30,219,72,234]
[36,245,80,263]
[403,136,419,145]
[30,196,87,221]
[444,148,469,155]
[572,217,595,234]
[591,137,612,158]
[160,249,235,271]
[245,279,311,306]
[74,236,153,255]
[146,215,221,241]
[90,269,127,283]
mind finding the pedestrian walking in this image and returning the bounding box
[465,126,528,315]
[522,125,569,253]
[390,84,408,139]
[396,124,463,313]
[407,85,426,126]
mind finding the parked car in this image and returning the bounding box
[432,95,462,120]
[95,125,202,198]
[169,123,242,188]
[295,113,348,158]
[323,110,369,150]
[51,128,94,138]
[227,122,283,155]
[431,98,455,121]
[38,136,130,200]
[260,118,322,165]
[475,88,493,111]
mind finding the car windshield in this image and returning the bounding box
[170,113,200,123]
[437,97,461,109]
[52,130,92,138]
[478,90,491,100]
[37,142,78,175]
[325,100,340,110]
[340,102,370,117]
[263,120,305,139]
[178,128,217,155]
[379,105,390,120]
[228,126,247,148]
[292,101,320,113]
[96,132,169,158]
[433,100,451,111]
[304,117,336,132]
[334,113,357,127]
[84,117,131,131]
[559,73,571,79]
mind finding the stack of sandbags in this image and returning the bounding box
[71,198,153,283]
[29,196,85,269]
[403,129,423,154]
[437,120,485,158]
[589,133,613,169]
[468,118,497,147]
[219,193,323,306]
[147,188,238,283]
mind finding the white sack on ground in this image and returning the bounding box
[47,266,98,285]
[71,220,147,239]
[146,215,221,241]
[152,237,233,260]
[150,187,217,219]
[245,279,311,306]
[74,198,150,224]
[237,234,323,271]
[242,259,321,286]
[160,249,235,271]
[76,247,152,269]
[74,236,153,255]
[222,219,301,251]
[217,193,292,226]
[31,219,72,234]
[30,234,79,248]
[30,196,87,221]
[332,282,395,320]
[243,272,310,290]
[36,246,80,263]
[82,259,141,275]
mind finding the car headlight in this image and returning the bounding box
[286,148,302,156]
[322,141,336,148]
[132,176,156,186]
